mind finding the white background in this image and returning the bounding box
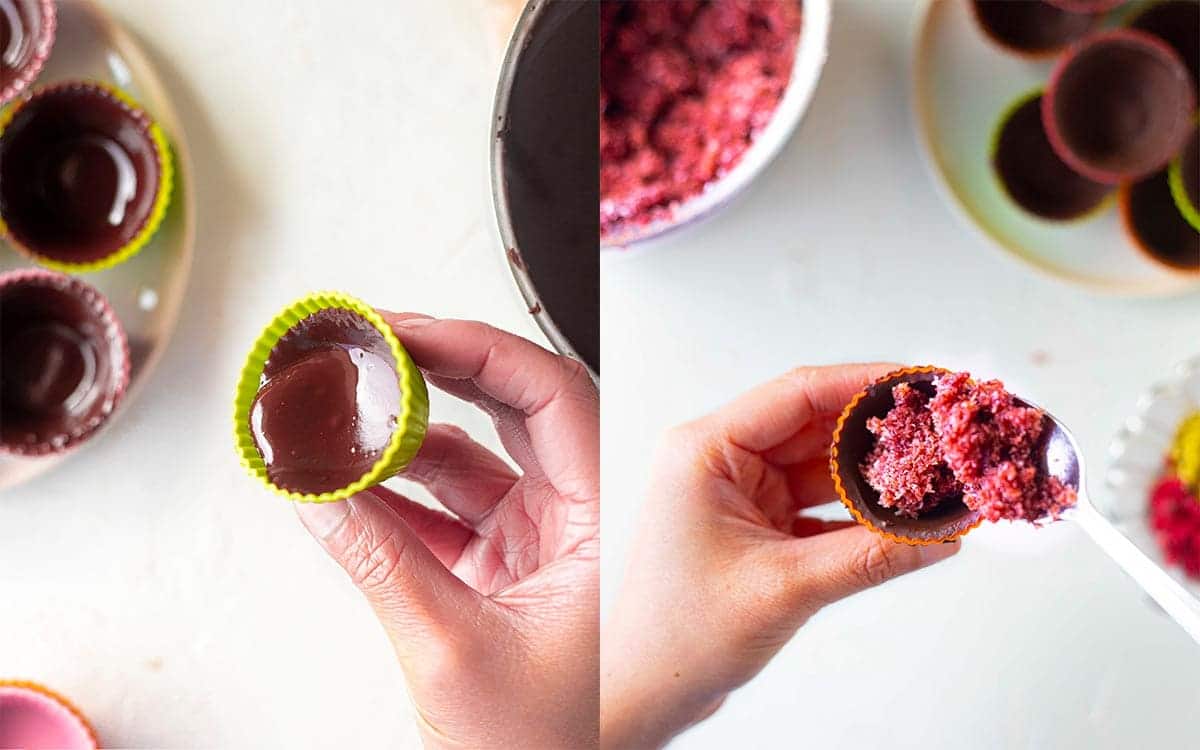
[1,1,539,747]
[602,1,1200,749]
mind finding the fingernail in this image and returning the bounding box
[920,540,961,564]
[392,316,436,328]
[295,499,352,541]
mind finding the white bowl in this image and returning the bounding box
[600,0,832,251]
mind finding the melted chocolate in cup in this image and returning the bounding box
[830,368,981,545]
[1045,0,1126,10]
[0,0,55,105]
[1130,0,1200,89]
[0,270,130,455]
[1044,29,1196,184]
[1122,168,1200,273]
[249,308,402,495]
[1179,125,1200,214]
[992,93,1112,221]
[970,0,1100,58]
[0,83,164,266]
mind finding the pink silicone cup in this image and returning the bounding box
[0,682,97,750]
[0,268,131,456]
[0,0,57,106]
[1043,28,1197,184]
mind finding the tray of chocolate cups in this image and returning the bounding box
[914,0,1199,295]
[831,366,1200,641]
[0,0,194,491]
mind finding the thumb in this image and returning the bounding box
[776,526,960,616]
[295,491,482,658]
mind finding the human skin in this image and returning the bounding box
[601,364,961,749]
[295,314,599,749]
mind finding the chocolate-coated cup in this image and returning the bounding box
[1129,0,1200,89]
[233,292,429,503]
[0,0,56,106]
[991,90,1112,221]
[0,269,131,456]
[1168,123,1200,231]
[0,681,97,750]
[0,81,174,272]
[830,366,982,546]
[970,0,1100,59]
[1121,168,1200,274]
[1044,29,1196,184]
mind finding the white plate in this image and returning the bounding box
[0,0,195,490]
[1103,356,1200,601]
[912,0,1199,296]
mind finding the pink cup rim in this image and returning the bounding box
[0,268,132,457]
[0,682,98,750]
[1043,27,1198,185]
[0,0,58,107]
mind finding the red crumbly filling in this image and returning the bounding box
[1149,476,1200,581]
[861,372,1077,522]
[600,0,802,236]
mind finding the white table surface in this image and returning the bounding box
[601,1,1200,749]
[1,1,541,747]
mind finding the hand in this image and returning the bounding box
[601,364,960,749]
[296,314,599,750]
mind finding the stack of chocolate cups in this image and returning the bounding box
[0,2,175,459]
[976,0,1200,276]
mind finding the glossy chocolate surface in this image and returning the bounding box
[971,0,1098,56]
[833,369,980,544]
[250,308,401,495]
[1131,0,1200,88]
[0,276,123,453]
[0,0,42,88]
[501,0,599,373]
[1124,168,1200,271]
[0,84,161,263]
[1047,32,1195,182]
[993,94,1111,220]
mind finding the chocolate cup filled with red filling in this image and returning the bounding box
[0,0,56,106]
[0,82,171,270]
[0,269,130,456]
[831,367,1077,545]
[1129,0,1200,89]
[1043,29,1196,184]
[991,90,1112,221]
[1120,168,1200,274]
[969,0,1101,59]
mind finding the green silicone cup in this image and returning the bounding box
[233,292,429,503]
[1167,122,1200,232]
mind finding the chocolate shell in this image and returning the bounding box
[830,367,982,546]
[1121,168,1200,274]
[1129,0,1200,89]
[970,0,1100,59]
[0,0,56,106]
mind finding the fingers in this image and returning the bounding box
[383,313,599,505]
[404,423,519,525]
[777,527,960,614]
[790,517,858,538]
[783,458,839,508]
[706,363,901,454]
[364,485,473,568]
[295,492,482,653]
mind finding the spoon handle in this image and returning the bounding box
[1074,501,1200,645]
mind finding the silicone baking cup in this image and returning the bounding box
[1168,121,1200,232]
[0,81,174,273]
[0,0,57,106]
[830,366,984,546]
[0,679,98,750]
[0,268,131,456]
[233,292,429,503]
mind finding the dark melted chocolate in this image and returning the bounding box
[0,0,37,84]
[500,0,599,373]
[993,94,1110,220]
[250,308,401,495]
[1131,0,1200,89]
[1126,168,1200,271]
[0,84,161,263]
[1182,126,1199,212]
[1050,33,1195,180]
[971,0,1098,56]
[0,278,120,451]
